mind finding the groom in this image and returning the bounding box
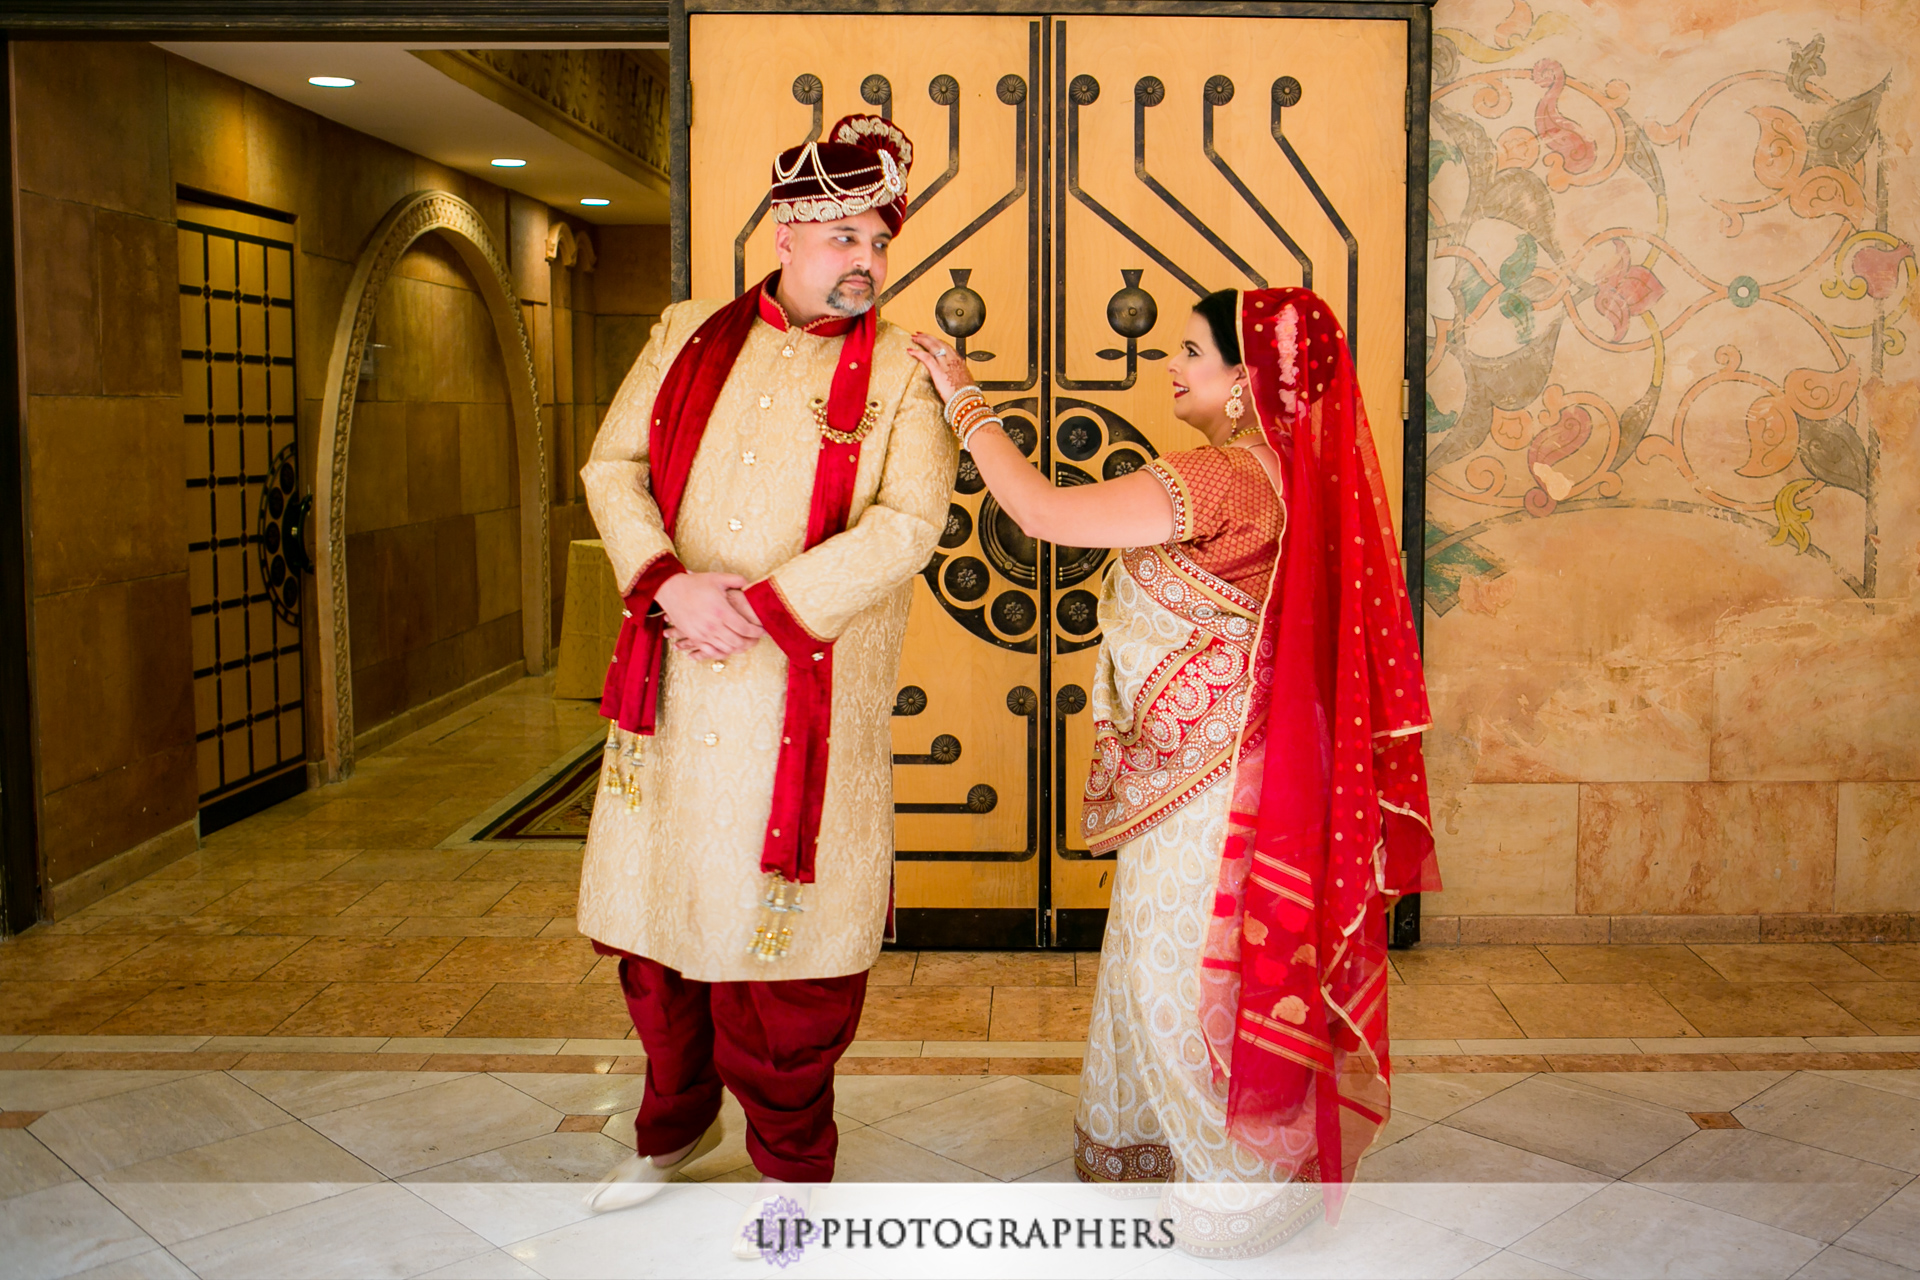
[576,113,954,1212]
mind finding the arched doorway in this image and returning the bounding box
[314,190,549,781]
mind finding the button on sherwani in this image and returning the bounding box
[578,299,955,981]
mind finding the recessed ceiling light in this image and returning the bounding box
[308,76,355,88]
[491,158,528,168]
[580,198,611,207]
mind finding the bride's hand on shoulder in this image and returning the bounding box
[907,332,973,404]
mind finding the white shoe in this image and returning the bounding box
[582,1124,723,1213]
[731,1185,812,1260]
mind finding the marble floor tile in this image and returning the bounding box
[828,1074,993,1125]
[402,1130,629,1183]
[1386,984,1524,1040]
[911,951,1076,987]
[171,1182,494,1280]
[0,1069,206,1112]
[1076,952,1101,988]
[1514,1181,1823,1279]
[305,1073,561,1177]
[168,848,359,884]
[0,981,156,1035]
[1572,1070,1790,1113]
[95,980,327,1036]
[872,1075,1077,1180]
[272,981,491,1037]
[1694,945,1881,985]
[483,883,578,918]
[1539,944,1724,986]
[1837,1183,1920,1272]
[423,938,600,985]
[1817,983,1920,1036]
[1204,1195,1499,1279]
[415,1250,545,1280]
[239,914,407,937]
[1356,1125,1606,1246]
[1013,1156,1079,1182]
[1457,1252,1582,1279]
[1390,1073,1533,1122]
[1628,1126,1910,1242]
[342,880,519,918]
[387,916,554,939]
[1842,945,1920,982]
[988,987,1096,1040]
[0,1127,78,1199]
[1738,1072,1920,1173]
[91,1119,382,1244]
[0,1179,157,1280]
[62,1247,200,1279]
[868,951,914,986]
[1394,946,1561,986]
[0,935,153,981]
[853,985,992,1041]
[229,1069,472,1119]
[459,850,586,883]
[1444,1074,1698,1177]
[87,880,249,918]
[449,982,634,1039]
[1490,982,1696,1039]
[491,1072,650,1116]
[1023,1072,1082,1098]
[191,880,375,919]
[830,1125,998,1182]
[1660,980,1876,1038]
[323,850,491,883]
[1811,1070,1920,1103]
[1793,1245,1920,1280]
[1359,1136,1612,1243]
[1369,1109,1432,1153]
[405,1177,603,1250]
[650,1091,756,1181]
[29,1072,292,1177]
[259,935,461,983]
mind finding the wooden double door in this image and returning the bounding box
[685,7,1422,948]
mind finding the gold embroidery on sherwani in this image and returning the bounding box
[576,301,956,982]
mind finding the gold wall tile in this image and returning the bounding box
[13,41,170,217]
[1835,784,1920,914]
[1427,783,1578,916]
[1577,783,1838,916]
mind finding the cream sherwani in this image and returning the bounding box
[577,300,955,982]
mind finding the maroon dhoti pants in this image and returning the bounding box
[598,944,867,1182]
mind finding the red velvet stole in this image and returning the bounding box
[599,271,876,884]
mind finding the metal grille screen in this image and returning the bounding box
[178,214,306,803]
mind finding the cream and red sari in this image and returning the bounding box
[1072,288,1440,1258]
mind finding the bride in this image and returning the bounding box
[908,287,1440,1257]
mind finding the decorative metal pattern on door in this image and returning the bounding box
[683,5,1427,948]
[178,208,311,830]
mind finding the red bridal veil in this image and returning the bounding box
[1197,287,1441,1195]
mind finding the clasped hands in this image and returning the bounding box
[656,572,763,662]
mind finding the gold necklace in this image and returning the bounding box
[1225,424,1263,446]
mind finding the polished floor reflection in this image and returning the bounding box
[2,1065,1917,1278]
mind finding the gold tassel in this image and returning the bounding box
[603,726,647,810]
[746,871,805,962]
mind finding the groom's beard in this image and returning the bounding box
[825,269,876,316]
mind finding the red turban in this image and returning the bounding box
[769,113,914,236]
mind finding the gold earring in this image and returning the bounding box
[1225,384,1246,420]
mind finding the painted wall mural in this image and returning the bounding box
[1420,0,1919,926]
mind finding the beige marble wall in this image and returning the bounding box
[1423,1,1918,923]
